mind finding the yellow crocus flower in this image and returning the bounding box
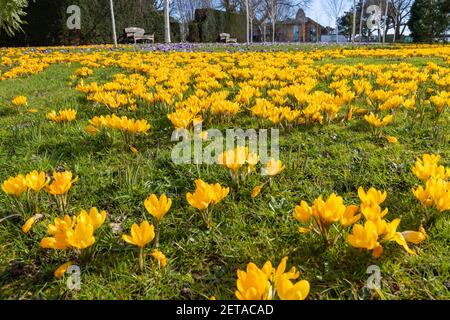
[358,187,387,207]
[251,184,263,199]
[66,221,95,250]
[45,171,78,195]
[412,185,434,208]
[312,193,346,224]
[386,136,398,143]
[401,226,427,244]
[364,113,393,128]
[25,170,49,192]
[12,96,27,106]
[293,200,312,223]
[276,278,310,300]
[210,183,230,205]
[263,159,285,177]
[144,194,172,223]
[122,220,155,248]
[186,179,214,211]
[347,221,380,252]
[2,174,27,197]
[236,261,273,300]
[22,216,36,233]
[54,261,73,279]
[340,205,361,227]
[77,207,107,230]
[151,249,167,268]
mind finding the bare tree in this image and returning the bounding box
[262,0,311,42]
[391,0,412,41]
[322,0,347,42]
[164,0,171,42]
[382,0,388,42]
[247,0,265,42]
[352,0,357,43]
[359,0,365,42]
[264,0,278,42]
[174,0,212,41]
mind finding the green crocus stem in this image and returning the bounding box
[13,196,24,216]
[202,208,211,230]
[63,194,69,216]
[35,192,40,215]
[316,218,329,247]
[323,226,330,247]
[138,247,144,272]
[154,223,160,249]
[207,207,213,230]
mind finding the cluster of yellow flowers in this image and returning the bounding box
[1,45,449,298]
[429,91,450,114]
[347,187,426,257]
[294,193,360,240]
[86,114,150,135]
[364,113,393,128]
[167,109,198,129]
[85,114,150,148]
[218,146,259,182]
[46,109,77,123]
[11,95,28,107]
[186,179,229,229]
[251,98,301,126]
[294,187,427,257]
[236,256,309,300]
[40,207,106,250]
[2,170,78,224]
[412,154,450,215]
[40,208,106,277]
[1,170,48,198]
[49,46,448,140]
[73,67,93,78]
[1,54,49,80]
[87,91,137,110]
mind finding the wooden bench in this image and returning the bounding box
[219,33,237,43]
[124,27,155,44]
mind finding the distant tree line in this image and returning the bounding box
[0,0,448,44]
[0,0,180,46]
[336,0,449,43]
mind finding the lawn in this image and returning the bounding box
[0,44,449,300]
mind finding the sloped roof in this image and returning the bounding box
[282,16,323,29]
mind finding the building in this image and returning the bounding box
[277,9,323,42]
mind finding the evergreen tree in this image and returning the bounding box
[408,0,450,42]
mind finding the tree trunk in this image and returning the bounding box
[393,19,396,42]
[336,18,339,43]
[359,0,365,42]
[272,19,275,42]
[109,0,118,46]
[263,24,266,42]
[382,0,389,43]
[352,0,357,43]
[245,0,249,43]
[164,0,171,43]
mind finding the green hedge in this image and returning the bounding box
[0,0,180,46]
[187,9,246,43]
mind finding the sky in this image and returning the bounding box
[305,0,352,27]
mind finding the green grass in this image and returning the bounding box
[0,47,449,300]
